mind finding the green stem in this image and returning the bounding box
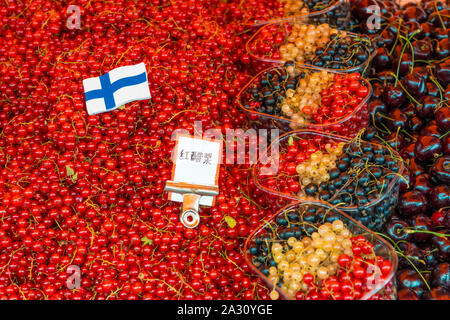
[389,71,422,106]
[403,228,450,238]
[394,30,420,86]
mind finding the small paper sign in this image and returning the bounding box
[169,134,222,206]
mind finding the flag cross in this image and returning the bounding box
[84,72,147,110]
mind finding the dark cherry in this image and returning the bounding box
[352,0,380,19]
[397,288,420,300]
[414,135,442,162]
[443,135,450,155]
[445,211,450,229]
[383,218,411,242]
[430,156,450,185]
[398,242,425,269]
[371,82,384,99]
[431,233,450,260]
[423,246,440,268]
[430,185,450,209]
[408,116,423,133]
[425,81,440,97]
[429,9,450,29]
[412,40,433,60]
[423,0,446,16]
[383,84,405,108]
[403,73,426,99]
[435,59,450,87]
[400,142,416,160]
[424,287,450,300]
[431,263,450,291]
[398,190,428,217]
[413,173,433,196]
[435,38,449,60]
[431,209,447,227]
[393,53,413,76]
[402,102,416,118]
[445,84,450,101]
[397,269,427,296]
[379,29,395,50]
[419,22,435,39]
[373,47,392,71]
[416,95,441,118]
[368,99,388,124]
[434,28,449,41]
[435,105,450,132]
[405,21,421,38]
[419,123,441,139]
[409,214,432,242]
[412,66,429,82]
[387,15,401,35]
[398,167,411,194]
[403,6,427,23]
[376,71,395,83]
[384,131,405,150]
[408,158,425,176]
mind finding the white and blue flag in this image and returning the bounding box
[83,62,151,115]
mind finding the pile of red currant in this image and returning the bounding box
[0,0,284,300]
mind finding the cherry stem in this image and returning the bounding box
[402,228,450,238]
[389,71,422,106]
[394,29,420,87]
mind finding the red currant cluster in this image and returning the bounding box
[315,73,369,122]
[0,0,291,300]
[309,238,395,300]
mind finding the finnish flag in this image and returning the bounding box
[83,62,151,115]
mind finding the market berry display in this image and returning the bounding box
[238,67,371,133]
[240,0,349,27]
[247,21,374,73]
[254,131,404,231]
[0,0,449,301]
[245,203,396,300]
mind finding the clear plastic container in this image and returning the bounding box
[236,64,371,136]
[244,201,398,300]
[252,130,405,231]
[240,0,351,28]
[246,21,374,76]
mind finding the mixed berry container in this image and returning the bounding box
[241,0,350,28]
[246,21,374,76]
[236,64,371,136]
[253,130,405,231]
[244,201,398,300]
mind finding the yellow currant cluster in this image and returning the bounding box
[280,70,334,124]
[269,220,354,299]
[279,23,339,63]
[296,142,346,188]
[281,0,310,16]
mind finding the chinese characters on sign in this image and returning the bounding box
[179,149,213,165]
[169,135,222,207]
